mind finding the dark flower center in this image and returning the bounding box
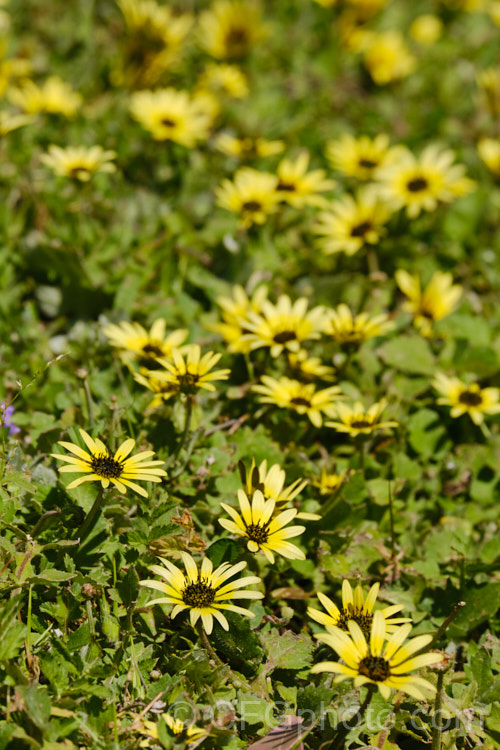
[336,605,373,635]
[458,390,483,406]
[242,200,262,212]
[359,158,377,169]
[274,330,297,344]
[70,166,91,178]
[178,372,200,394]
[91,453,124,479]
[161,117,176,127]
[142,343,165,357]
[225,26,249,55]
[350,220,373,238]
[245,523,269,544]
[290,397,312,408]
[350,419,372,429]
[182,578,216,608]
[407,176,428,193]
[358,655,391,682]
[277,181,296,192]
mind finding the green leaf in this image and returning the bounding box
[117,565,139,608]
[448,582,500,638]
[0,594,27,661]
[408,409,447,457]
[378,336,435,375]
[262,630,313,671]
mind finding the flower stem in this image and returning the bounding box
[431,670,444,750]
[196,621,224,667]
[358,440,365,473]
[75,485,105,544]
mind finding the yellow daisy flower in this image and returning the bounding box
[477,67,500,118]
[208,284,268,353]
[325,133,395,181]
[9,76,82,117]
[129,88,213,146]
[409,14,443,45]
[239,294,328,357]
[395,269,462,337]
[313,189,393,256]
[138,713,206,747]
[252,375,343,427]
[51,429,166,498]
[40,145,117,181]
[275,152,336,208]
[311,609,441,700]
[432,373,500,425]
[103,319,188,369]
[215,167,280,228]
[198,63,249,98]
[116,0,193,84]
[140,552,263,634]
[361,30,417,86]
[311,467,348,495]
[326,399,398,437]
[214,133,285,159]
[375,144,476,218]
[140,345,230,398]
[478,137,500,177]
[219,489,306,563]
[308,580,410,637]
[287,350,336,381]
[0,111,34,135]
[324,304,394,347]
[198,0,266,59]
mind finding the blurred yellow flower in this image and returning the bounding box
[324,304,394,346]
[326,399,398,437]
[478,137,500,176]
[0,110,34,135]
[238,294,328,357]
[311,467,348,495]
[198,62,249,98]
[276,152,336,208]
[40,145,117,181]
[362,30,417,85]
[433,373,500,425]
[9,76,82,117]
[198,0,266,59]
[208,284,268,353]
[252,375,343,427]
[287,350,336,381]
[313,189,393,256]
[375,144,476,218]
[116,0,193,85]
[238,457,318,519]
[103,319,188,369]
[215,167,280,227]
[395,270,462,336]
[409,14,443,45]
[477,67,500,118]
[325,133,396,181]
[214,133,285,159]
[129,88,213,145]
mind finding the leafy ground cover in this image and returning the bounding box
[2,0,500,748]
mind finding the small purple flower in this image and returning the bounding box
[1,403,20,435]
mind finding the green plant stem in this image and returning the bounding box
[431,670,444,750]
[330,684,376,750]
[75,486,105,544]
[358,440,365,473]
[82,377,95,426]
[196,621,224,667]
